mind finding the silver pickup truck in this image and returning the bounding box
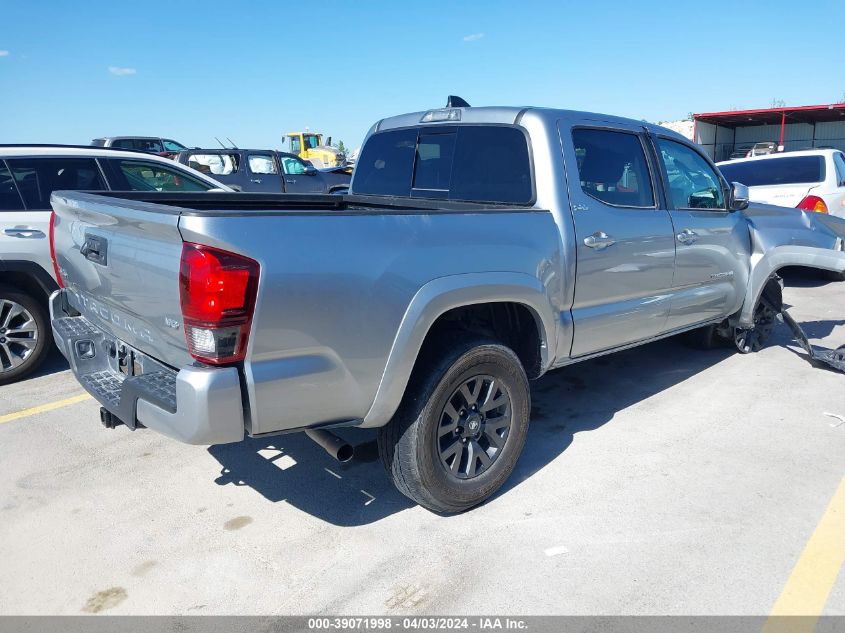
[49,102,845,513]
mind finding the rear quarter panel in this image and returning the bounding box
[178,210,561,434]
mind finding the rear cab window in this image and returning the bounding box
[6,158,107,209]
[718,156,826,187]
[352,125,533,204]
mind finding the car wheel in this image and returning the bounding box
[0,285,52,385]
[377,336,530,514]
[733,297,778,354]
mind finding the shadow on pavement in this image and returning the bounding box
[495,336,734,501]
[208,334,737,526]
[207,430,415,526]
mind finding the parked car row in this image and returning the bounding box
[0,145,232,384]
[175,149,351,194]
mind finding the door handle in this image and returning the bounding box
[4,227,45,239]
[677,229,699,245]
[250,178,262,184]
[583,231,616,250]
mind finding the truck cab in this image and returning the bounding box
[285,132,345,168]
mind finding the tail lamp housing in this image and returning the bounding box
[49,210,64,288]
[179,243,259,365]
[797,195,828,214]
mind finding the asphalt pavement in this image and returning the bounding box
[0,269,843,616]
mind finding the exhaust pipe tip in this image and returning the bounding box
[335,443,354,463]
[305,429,354,463]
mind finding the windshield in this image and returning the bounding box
[304,134,321,149]
[719,156,825,187]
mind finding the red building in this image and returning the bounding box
[694,103,845,161]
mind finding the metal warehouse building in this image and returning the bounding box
[694,103,845,162]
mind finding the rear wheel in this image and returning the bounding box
[377,337,530,514]
[0,285,51,385]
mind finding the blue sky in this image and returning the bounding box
[1,0,843,152]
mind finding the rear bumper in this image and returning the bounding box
[49,290,245,445]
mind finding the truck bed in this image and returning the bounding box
[50,190,560,441]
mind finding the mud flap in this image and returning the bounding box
[781,310,845,373]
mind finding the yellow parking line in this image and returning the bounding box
[762,475,845,633]
[0,393,93,425]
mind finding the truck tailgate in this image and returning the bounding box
[51,192,191,369]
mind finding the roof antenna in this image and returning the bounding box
[227,137,239,149]
[446,95,470,108]
[214,136,226,148]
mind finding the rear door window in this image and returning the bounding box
[571,128,655,208]
[104,159,212,191]
[6,158,107,209]
[718,156,825,187]
[0,163,25,211]
[247,154,278,175]
[133,139,164,153]
[186,153,240,176]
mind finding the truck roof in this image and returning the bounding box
[373,106,688,141]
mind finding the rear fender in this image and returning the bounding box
[360,272,557,428]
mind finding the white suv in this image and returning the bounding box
[0,145,229,384]
[717,149,845,217]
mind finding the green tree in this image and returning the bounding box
[337,140,347,153]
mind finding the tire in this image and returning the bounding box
[733,283,780,354]
[0,285,52,385]
[377,336,531,514]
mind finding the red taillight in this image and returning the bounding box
[179,243,259,365]
[797,195,828,213]
[49,211,64,288]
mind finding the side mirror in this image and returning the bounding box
[730,182,749,211]
[303,165,318,176]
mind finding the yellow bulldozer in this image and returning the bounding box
[285,132,346,168]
